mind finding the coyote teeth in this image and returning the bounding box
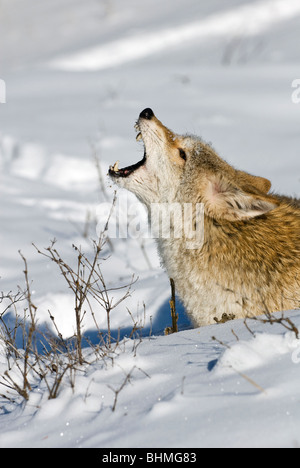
[136,132,142,141]
[111,161,119,172]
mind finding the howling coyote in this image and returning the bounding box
[109,108,300,327]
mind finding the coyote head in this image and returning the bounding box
[109,108,277,221]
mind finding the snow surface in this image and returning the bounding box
[1,0,300,448]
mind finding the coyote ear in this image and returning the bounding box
[254,176,272,193]
[235,170,271,194]
[203,175,278,221]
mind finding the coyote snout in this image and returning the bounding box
[109,108,300,326]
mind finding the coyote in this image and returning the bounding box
[109,108,300,326]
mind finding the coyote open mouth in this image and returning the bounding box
[109,119,146,179]
[109,108,157,179]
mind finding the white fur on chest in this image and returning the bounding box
[156,237,239,326]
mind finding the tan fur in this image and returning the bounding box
[109,109,300,326]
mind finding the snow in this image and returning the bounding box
[1,317,300,448]
[48,0,300,71]
[1,0,300,449]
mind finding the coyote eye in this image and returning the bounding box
[178,149,187,161]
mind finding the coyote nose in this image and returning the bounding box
[140,108,154,120]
